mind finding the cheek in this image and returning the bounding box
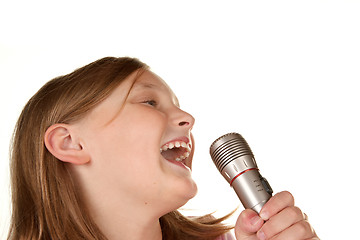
[87,107,167,169]
[119,107,168,144]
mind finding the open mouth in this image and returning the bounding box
[160,140,192,162]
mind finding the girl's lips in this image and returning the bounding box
[161,136,190,146]
[165,158,192,172]
[160,136,192,162]
[160,135,194,171]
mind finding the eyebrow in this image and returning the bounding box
[131,81,180,107]
[132,81,159,90]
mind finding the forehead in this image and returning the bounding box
[133,70,170,90]
[132,70,179,105]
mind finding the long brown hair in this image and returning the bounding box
[8,57,233,239]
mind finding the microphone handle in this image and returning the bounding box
[223,155,273,213]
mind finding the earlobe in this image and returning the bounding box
[44,123,90,165]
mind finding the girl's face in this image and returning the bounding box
[73,70,197,215]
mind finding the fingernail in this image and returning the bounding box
[250,215,262,226]
[257,230,266,240]
[260,211,269,221]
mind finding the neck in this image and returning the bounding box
[86,193,164,240]
[97,212,162,240]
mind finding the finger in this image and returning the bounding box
[234,209,264,239]
[259,191,295,221]
[269,220,316,240]
[257,206,305,240]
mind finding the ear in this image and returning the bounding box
[44,123,90,165]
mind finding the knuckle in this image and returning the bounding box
[295,220,313,237]
[281,190,295,205]
[287,206,303,220]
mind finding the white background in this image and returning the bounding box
[1,1,359,239]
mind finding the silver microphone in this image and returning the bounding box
[210,132,273,214]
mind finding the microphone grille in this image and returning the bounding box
[210,132,254,172]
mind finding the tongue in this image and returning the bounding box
[161,148,183,161]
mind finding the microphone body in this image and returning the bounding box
[210,133,273,214]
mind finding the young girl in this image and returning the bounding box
[8,57,318,239]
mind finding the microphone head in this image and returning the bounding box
[209,132,272,213]
[210,132,255,172]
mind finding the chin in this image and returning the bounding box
[176,177,198,206]
[155,179,198,217]
[186,179,198,198]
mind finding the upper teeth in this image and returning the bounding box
[160,141,192,162]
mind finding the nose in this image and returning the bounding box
[171,108,195,129]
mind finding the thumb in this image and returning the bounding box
[235,209,264,240]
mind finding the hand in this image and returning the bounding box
[234,191,318,240]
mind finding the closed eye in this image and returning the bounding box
[142,100,158,107]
